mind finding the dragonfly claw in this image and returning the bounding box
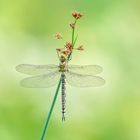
[62,115,65,122]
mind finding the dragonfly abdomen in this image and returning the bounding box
[61,73,66,121]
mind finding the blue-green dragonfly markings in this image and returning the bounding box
[16,55,105,121]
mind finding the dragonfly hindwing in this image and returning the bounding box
[65,71,105,87]
[20,71,61,88]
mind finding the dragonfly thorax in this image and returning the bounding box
[59,64,67,72]
[58,56,68,72]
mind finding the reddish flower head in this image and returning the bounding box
[54,33,63,39]
[77,45,84,51]
[72,11,83,20]
[65,42,73,52]
[70,22,75,29]
[56,48,62,52]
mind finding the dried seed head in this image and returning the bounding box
[72,11,83,20]
[65,42,73,51]
[54,33,63,39]
[62,50,69,56]
[70,22,75,29]
[77,45,84,51]
[56,48,62,52]
[57,45,72,58]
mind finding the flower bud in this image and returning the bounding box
[56,48,61,52]
[77,45,84,51]
[65,42,73,51]
[54,33,63,39]
[70,22,75,28]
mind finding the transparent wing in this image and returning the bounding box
[65,71,105,87]
[20,71,61,88]
[16,64,59,75]
[68,65,103,75]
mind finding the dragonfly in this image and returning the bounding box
[16,54,105,121]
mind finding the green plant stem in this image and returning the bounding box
[40,20,76,140]
[40,79,61,140]
[68,20,77,60]
[72,20,77,46]
[72,28,75,45]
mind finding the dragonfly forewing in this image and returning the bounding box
[20,71,61,88]
[65,71,105,87]
[16,64,59,75]
[68,65,103,75]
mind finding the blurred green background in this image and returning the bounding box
[0,0,140,140]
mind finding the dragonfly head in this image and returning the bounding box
[60,56,66,63]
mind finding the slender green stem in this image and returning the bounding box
[40,19,77,140]
[72,20,77,47]
[73,35,78,47]
[40,79,61,140]
[72,28,75,46]
[68,20,76,60]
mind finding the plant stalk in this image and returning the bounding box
[40,79,61,140]
[40,20,76,140]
